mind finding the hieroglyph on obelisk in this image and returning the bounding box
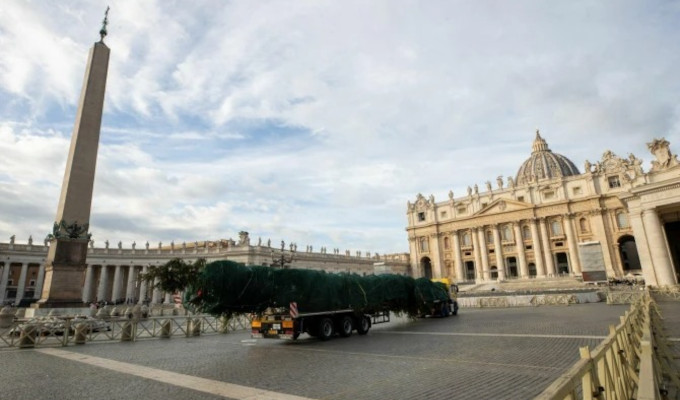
[38,9,110,306]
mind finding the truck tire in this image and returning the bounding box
[356,316,370,335]
[337,316,353,337]
[319,318,334,341]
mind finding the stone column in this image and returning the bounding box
[564,215,582,275]
[430,233,444,279]
[642,208,677,286]
[164,292,172,304]
[34,264,46,300]
[492,225,505,280]
[539,219,556,276]
[407,237,419,277]
[152,277,161,304]
[477,228,490,281]
[82,265,94,303]
[125,265,136,303]
[15,263,28,304]
[112,265,122,303]
[590,210,616,277]
[0,263,10,303]
[138,265,148,304]
[96,265,109,302]
[472,229,483,282]
[452,231,464,282]
[530,219,546,277]
[628,211,656,285]
[513,223,529,278]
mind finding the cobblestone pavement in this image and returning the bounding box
[1,303,637,400]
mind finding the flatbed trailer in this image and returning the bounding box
[251,303,390,341]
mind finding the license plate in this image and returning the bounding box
[272,324,281,330]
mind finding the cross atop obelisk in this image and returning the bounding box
[38,9,111,307]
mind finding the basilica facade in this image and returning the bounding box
[406,132,680,287]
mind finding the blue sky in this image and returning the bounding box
[1,1,679,254]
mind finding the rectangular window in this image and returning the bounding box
[572,186,582,195]
[608,176,621,188]
[417,212,426,222]
[440,211,447,218]
[517,196,525,202]
[457,206,467,214]
[543,191,555,200]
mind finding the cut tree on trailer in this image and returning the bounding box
[141,259,459,341]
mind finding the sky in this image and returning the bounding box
[1,1,679,255]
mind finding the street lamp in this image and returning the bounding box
[270,240,296,269]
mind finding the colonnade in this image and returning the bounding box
[0,262,45,305]
[81,264,176,305]
[436,216,584,282]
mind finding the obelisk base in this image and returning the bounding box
[34,238,88,308]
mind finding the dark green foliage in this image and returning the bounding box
[174,260,451,318]
[140,258,205,294]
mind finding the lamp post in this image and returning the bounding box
[270,240,296,269]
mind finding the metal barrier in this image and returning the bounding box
[0,314,252,349]
[606,288,645,305]
[535,290,679,400]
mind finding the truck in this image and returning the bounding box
[251,277,459,341]
[251,304,390,341]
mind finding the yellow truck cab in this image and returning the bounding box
[430,278,459,316]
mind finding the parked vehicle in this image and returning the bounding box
[251,277,459,341]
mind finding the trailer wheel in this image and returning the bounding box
[319,318,334,341]
[356,316,370,335]
[337,316,353,337]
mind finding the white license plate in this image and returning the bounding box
[272,323,281,330]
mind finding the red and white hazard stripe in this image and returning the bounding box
[289,302,298,319]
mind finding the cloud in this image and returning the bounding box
[1,0,680,254]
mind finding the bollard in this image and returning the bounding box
[0,307,14,329]
[220,315,230,334]
[131,305,142,320]
[121,320,134,342]
[187,318,201,337]
[160,319,172,338]
[74,322,88,344]
[19,324,38,348]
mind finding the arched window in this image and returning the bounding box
[444,236,451,250]
[462,232,471,246]
[502,225,513,241]
[550,220,563,236]
[486,230,494,244]
[522,225,531,240]
[616,212,629,229]
[579,217,590,233]
[419,237,429,252]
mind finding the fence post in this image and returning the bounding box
[74,322,88,345]
[637,332,658,400]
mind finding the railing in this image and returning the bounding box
[535,290,679,400]
[0,314,252,349]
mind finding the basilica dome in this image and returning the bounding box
[515,131,580,185]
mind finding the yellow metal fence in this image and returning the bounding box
[0,314,252,349]
[536,290,679,400]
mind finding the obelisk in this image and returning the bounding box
[37,9,110,307]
